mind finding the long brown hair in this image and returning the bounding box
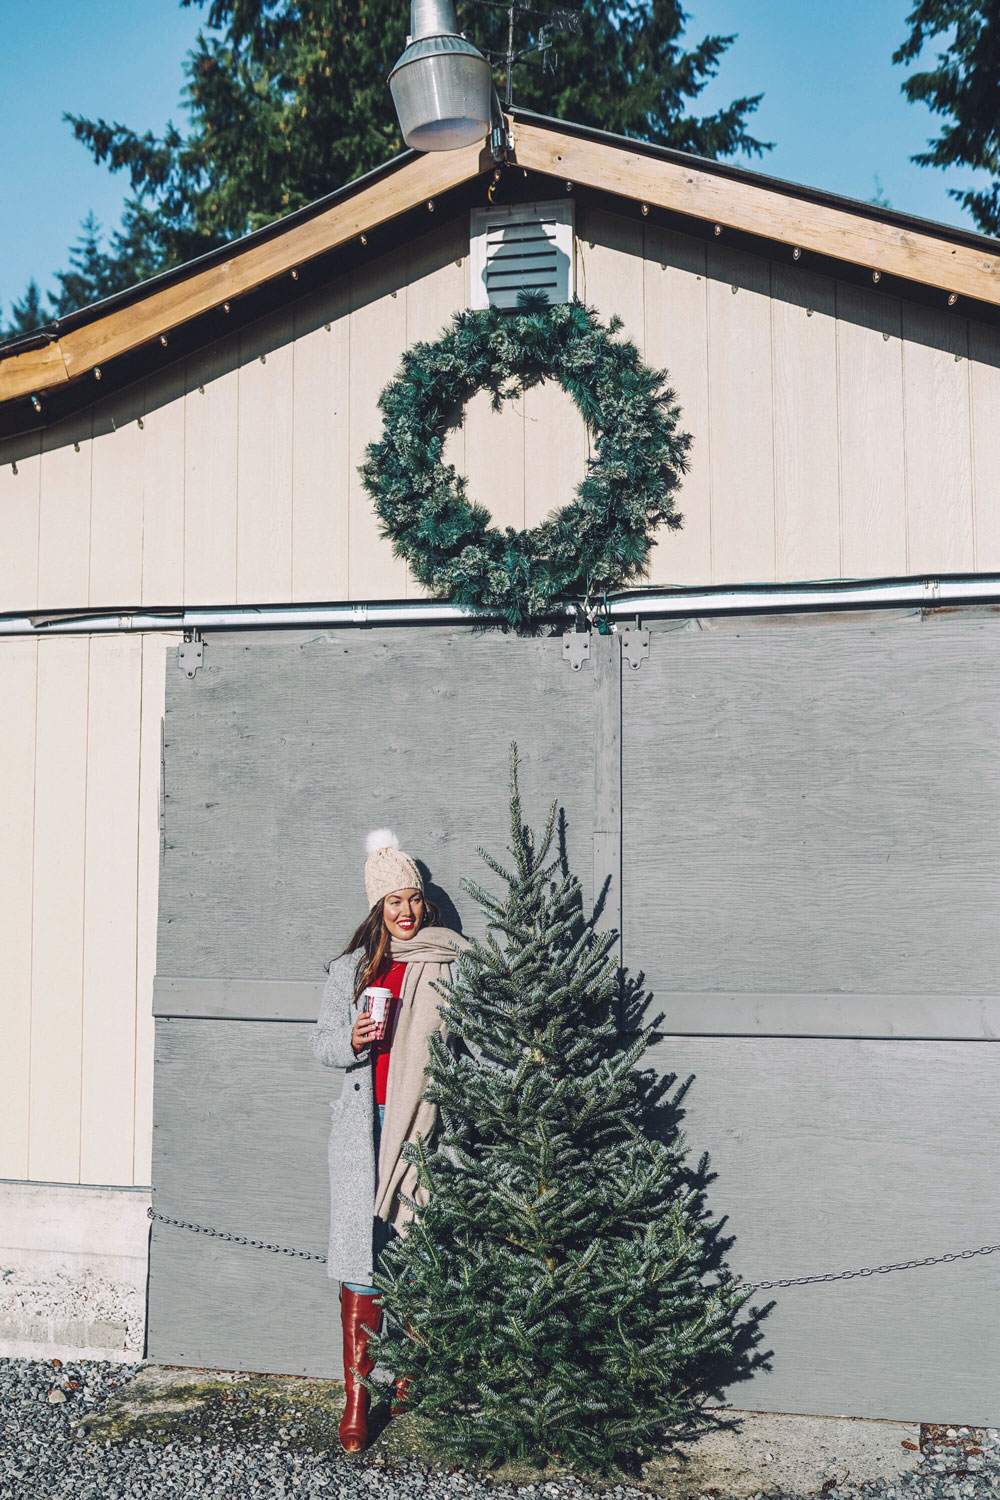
[341,894,442,1002]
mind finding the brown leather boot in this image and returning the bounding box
[338,1286,382,1453]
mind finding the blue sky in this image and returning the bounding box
[0,0,991,320]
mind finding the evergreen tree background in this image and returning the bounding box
[894,0,1000,236]
[2,0,767,335]
[365,747,758,1475]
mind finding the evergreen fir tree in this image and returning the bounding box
[36,0,767,312]
[4,280,45,338]
[893,0,1000,235]
[366,746,752,1475]
[48,214,140,319]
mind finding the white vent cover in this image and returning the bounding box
[469,200,575,310]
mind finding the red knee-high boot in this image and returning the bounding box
[338,1286,383,1453]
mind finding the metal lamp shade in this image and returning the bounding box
[389,34,492,152]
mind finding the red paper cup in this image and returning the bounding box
[362,986,393,1041]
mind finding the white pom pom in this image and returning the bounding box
[365,827,400,857]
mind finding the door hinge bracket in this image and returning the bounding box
[178,630,204,679]
[621,623,649,669]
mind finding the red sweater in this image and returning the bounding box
[367,961,406,1105]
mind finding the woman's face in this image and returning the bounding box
[382,887,424,941]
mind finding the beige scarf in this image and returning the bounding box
[371,924,467,1233]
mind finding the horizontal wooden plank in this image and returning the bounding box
[514,121,1000,306]
[154,976,324,1021]
[647,993,1000,1041]
[157,975,1000,1038]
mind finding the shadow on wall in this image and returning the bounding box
[474,215,572,310]
[621,962,775,1415]
[582,812,775,1414]
[415,860,464,934]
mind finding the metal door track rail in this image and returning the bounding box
[5,574,1000,638]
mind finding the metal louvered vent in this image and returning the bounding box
[469,201,574,310]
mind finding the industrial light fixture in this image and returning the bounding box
[389,0,493,153]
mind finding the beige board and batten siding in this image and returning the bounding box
[0,631,169,1187]
[2,207,998,1190]
[2,208,1000,616]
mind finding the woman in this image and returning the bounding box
[310,829,465,1453]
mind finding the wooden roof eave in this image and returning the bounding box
[3,115,1000,413]
[0,137,492,406]
[513,119,1000,308]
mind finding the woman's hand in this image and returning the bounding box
[351,1009,378,1052]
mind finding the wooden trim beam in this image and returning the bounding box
[154,976,324,1022]
[4,117,999,411]
[155,974,1000,1038]
[0,140,491,404]
[513,120,1000,307]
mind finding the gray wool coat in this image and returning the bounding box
[310,946,464,1285]
[310,949,382,1284]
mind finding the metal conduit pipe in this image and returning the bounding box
[3,575,1000,638]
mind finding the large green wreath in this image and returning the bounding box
[360,297,690,632]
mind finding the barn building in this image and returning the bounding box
[1,111,998,1420]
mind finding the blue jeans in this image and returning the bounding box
[342,1103,398,1294]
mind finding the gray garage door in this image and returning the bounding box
[149,612,999,1421]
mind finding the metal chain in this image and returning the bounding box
[147,1207,327,1263]
[743,1242,1000,1291]
[147,1208,1000,1287]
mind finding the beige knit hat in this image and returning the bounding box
[364,828,423,910]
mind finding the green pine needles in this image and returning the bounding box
[364,747,751,1475]
[359,298,691,633]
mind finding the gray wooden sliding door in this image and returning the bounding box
[622,611,1000,1423]
[150,611,999,1420]
[149,626,600,1375]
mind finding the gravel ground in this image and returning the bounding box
[1,1356,998,1500]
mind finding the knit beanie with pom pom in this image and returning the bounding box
[364,829,423,910]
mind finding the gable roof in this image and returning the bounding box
[2,109,998,434]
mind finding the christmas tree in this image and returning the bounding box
[366,746,752,1475]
